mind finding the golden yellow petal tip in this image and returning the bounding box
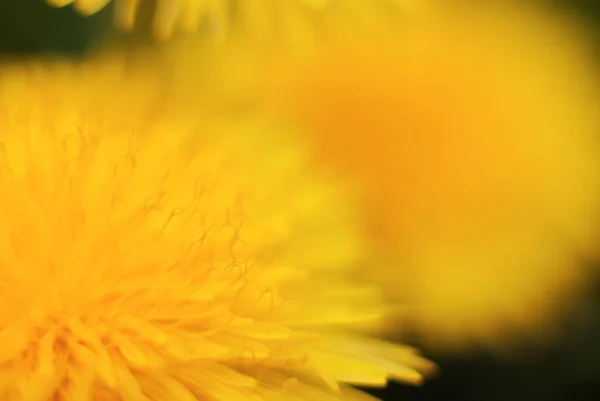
[46,0,75,7]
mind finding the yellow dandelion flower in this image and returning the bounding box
[263,0,600,350]
[0,53,433,400]
[45,0,411,42]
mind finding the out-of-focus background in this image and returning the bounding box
[2,1,599,400]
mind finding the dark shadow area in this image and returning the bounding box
[0,0,110,56]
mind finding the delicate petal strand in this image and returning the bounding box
[114,0,142,31]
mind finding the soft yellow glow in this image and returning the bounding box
[46,0,410,42]
[0,54,433,400]
[264,0,600,350]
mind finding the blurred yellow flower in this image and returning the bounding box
[46,0,409,46]
[46,0,410,42]
[47,0,217,40]
[264,0,600,350]
[0,53,433,400]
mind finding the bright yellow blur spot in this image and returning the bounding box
[264,0,600,350]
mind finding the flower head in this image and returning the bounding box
[0,54,432,400]
[264,0,600,350]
